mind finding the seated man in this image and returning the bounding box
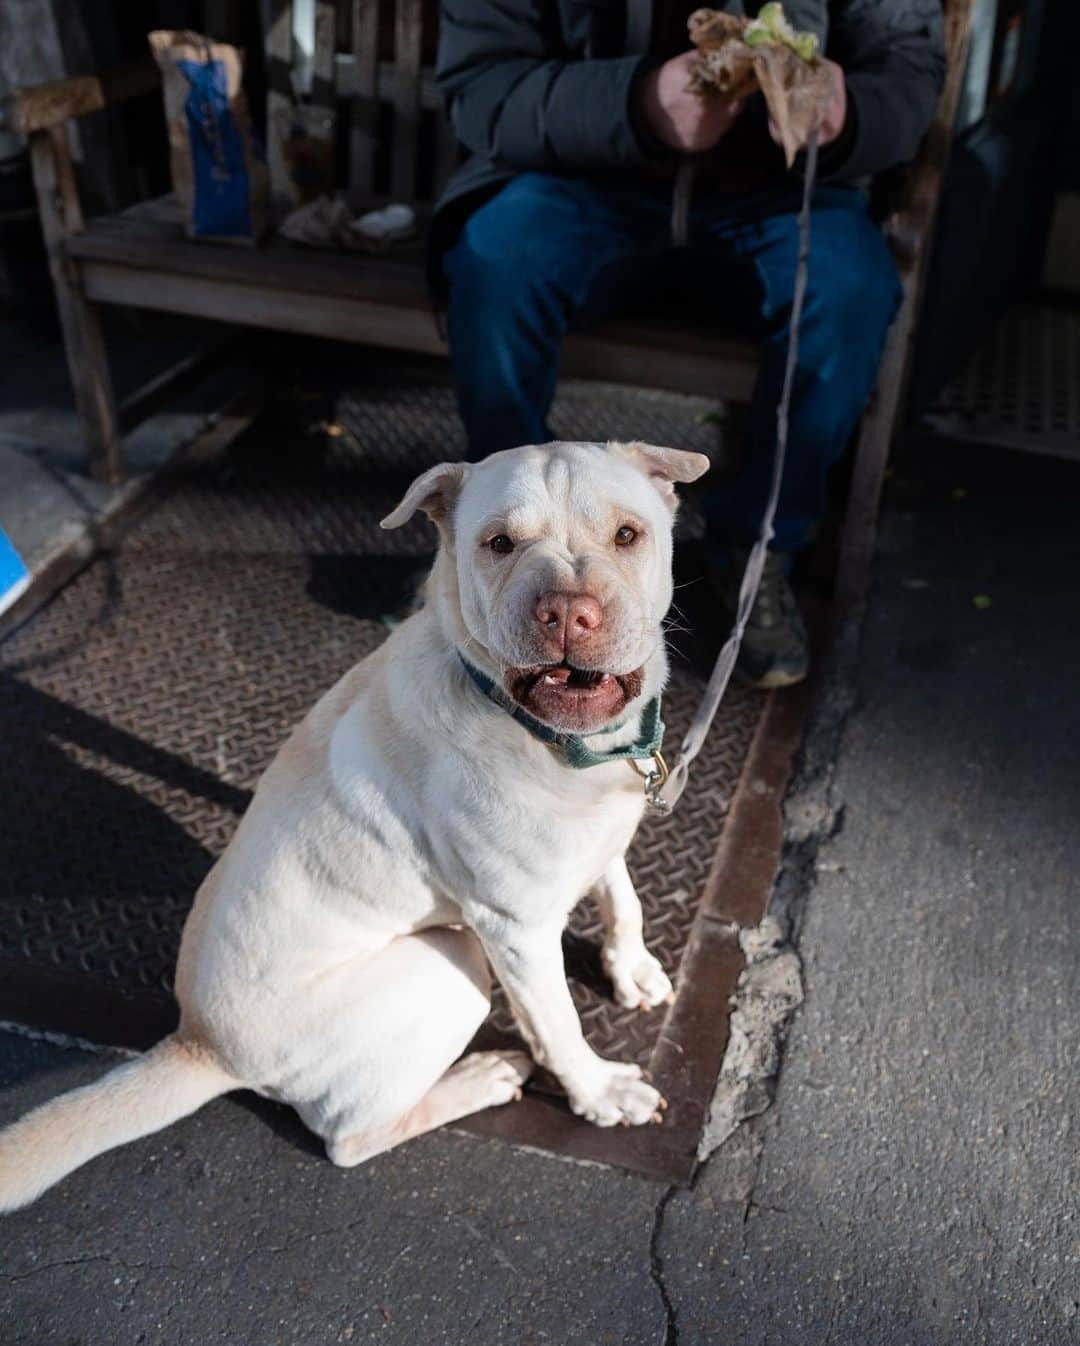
[430,0,945,686]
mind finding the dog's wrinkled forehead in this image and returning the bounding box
[456,442,664,540]
[378,440,710,539]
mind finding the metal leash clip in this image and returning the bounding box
[631,751,671,815]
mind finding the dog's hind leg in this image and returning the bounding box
[327,1049,533,1167]
[295,925,533,1169]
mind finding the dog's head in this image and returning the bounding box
[381,441,709,733]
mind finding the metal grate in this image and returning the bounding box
[928,304,1080,462]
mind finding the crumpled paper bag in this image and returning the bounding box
[687,5,833,167]
[278,197,416,252]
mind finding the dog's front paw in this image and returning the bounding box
[568,1061,666,1127]
[602,945,674,1011]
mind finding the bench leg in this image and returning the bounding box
[29,127,122,485]
[61,284,121,486]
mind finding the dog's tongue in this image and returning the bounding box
[542,666,573,685]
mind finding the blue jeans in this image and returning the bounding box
[443,172,902,553]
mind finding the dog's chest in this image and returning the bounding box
[437,758,645,912]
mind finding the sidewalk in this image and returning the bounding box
[0,312,255,638]
[1,430,1077,1346]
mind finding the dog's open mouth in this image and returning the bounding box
[504,664,644,731]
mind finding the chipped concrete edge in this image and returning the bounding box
[697,606,865,1163]
[696,916,805,1157]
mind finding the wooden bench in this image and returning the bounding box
[5,0,975,610]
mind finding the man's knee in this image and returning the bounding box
[805,207,902,350]
[444,230,564,358]
[445,172,629,328]
[446,174,588,299]
[445,228,535,310]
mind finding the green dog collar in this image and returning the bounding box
[457,653,665,771]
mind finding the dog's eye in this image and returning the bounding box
[488,534,515,555]
[614,525,638,547]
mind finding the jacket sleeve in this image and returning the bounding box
[436,0,656,171]
[825,0,947,181]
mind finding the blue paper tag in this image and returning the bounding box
[178,56,253,238]
[0,527,30,617]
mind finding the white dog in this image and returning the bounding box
[0,439,708,1210]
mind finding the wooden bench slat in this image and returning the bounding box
[80,246,759,400]
[312,0,338,109]
[392,0,424,201]
[66,194,759,400]
[349,0,381,196]
[292,0,339,165]
[6,60,160,137]
[81,259,443,352]
[566,323,758,403]
[263,0,295,203]
[336,54,439,109]
[69,216,431,305]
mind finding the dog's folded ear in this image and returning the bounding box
[609,441,710,511]
[380,462,469,532]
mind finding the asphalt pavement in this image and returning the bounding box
[1,431,1077,1346]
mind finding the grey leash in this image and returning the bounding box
[649,130,820,814]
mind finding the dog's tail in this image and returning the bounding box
[0,1035,236,1212]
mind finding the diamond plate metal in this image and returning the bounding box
[929,305,1080,463]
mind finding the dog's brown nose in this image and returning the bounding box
[534,591,602,650]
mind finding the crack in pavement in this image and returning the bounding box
[9,1252,185,1282]
[9,1253,115,1283]
[649,1185,679,1346]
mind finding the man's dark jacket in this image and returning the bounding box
[432,0,946,272]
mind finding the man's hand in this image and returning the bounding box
[638,50,744,154]
[767,57,848,149]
